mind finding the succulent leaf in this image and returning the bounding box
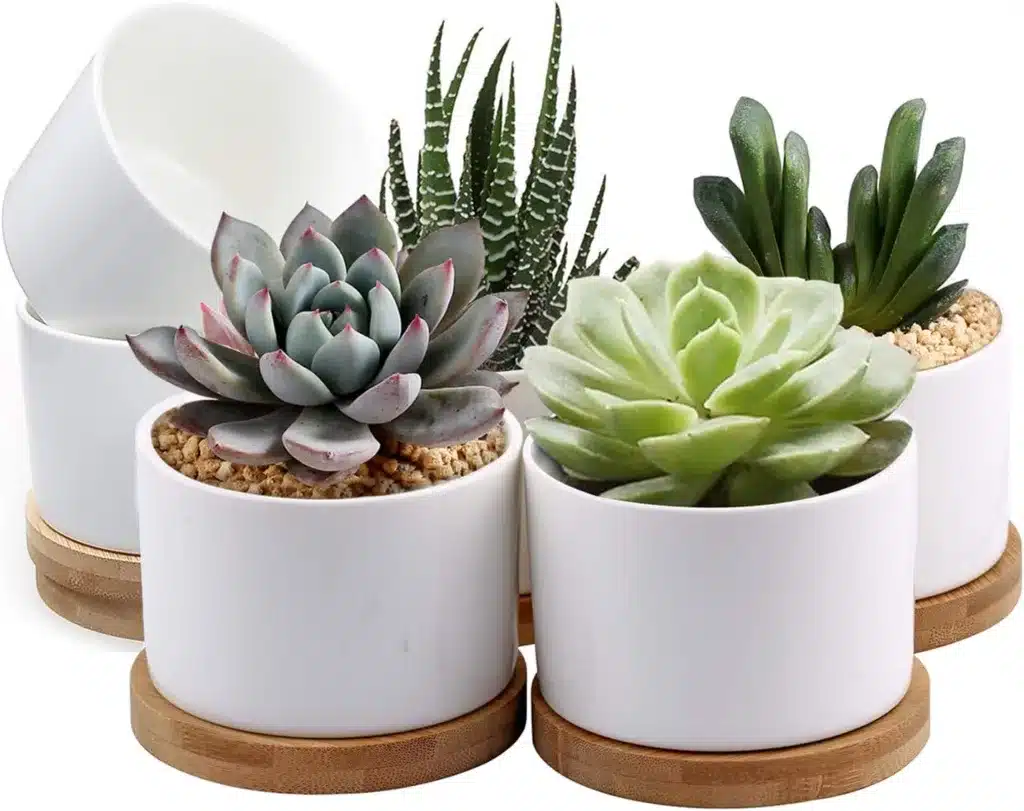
[398,220,487,330]
[780,132,810,279]
[692,176,761,274]
[283,227,347,284]
[200,302,253,355]
[312,280,369,324]
[603,400,701,443]
[847,165,880,298]
[527,416,661,481]
[367,282,403,354]
[876,99,926,277]
[763,337,870,417]
[898,279,970,331]
[258,350,335,406]
[827,420,912,476]
[345,248,402,303]
[284,310,333,368]
[126,327,219,398]
[387,120,421,246]
[278,263,331,323]
[639,416,770,478]
[280,203,333,259]
[677,321,743,408]
[601,473,720,506]
[282,407,380,472]
[399,259,455,332]
[443,369,518,396]
[806,207,835,283]
[372,317,430,384]
[419,295,509,387]
[725,468,817,507]
[748,424,868,481]
[211,213,285,290]
[466,41,511,215]
[222,255,267,332]
[338,373,422,424]
[669,279,739,354]
[175,327,277,404]
[168,399,277,437]
[383,386,505,447]
[666,252,763,334]
[206,407,301,465]
[310,325,382,396]
[330,196,399,266]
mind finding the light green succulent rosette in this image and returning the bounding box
[521,253,918,507]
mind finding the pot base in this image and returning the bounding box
[531,658,929,808]
[129,651,527,794]
[915,522,1021,652]
[518,594,534,646]
[26,493,142,640]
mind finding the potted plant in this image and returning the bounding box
[522,255,929,805]
[126,195,527,793]
[383,6,638,639]
[694,97,1017,650]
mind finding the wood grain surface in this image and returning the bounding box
[25,493,142,640]
[518,595,534,646]
[130,651,527,793]
[915,522,1021,652]
[532,659,930,808]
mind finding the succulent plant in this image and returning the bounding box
[521,253,917,506]
[694,97,968,335]
[383,4,638,372]
[128,196,527,484]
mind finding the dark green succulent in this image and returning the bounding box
[694,97,968,335]
[383,4,638,372]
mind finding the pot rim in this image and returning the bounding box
[17,296,130,347]
[523,420,916,517]
[138,392,523,507]
[913,286,1007,379]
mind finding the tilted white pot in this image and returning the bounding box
[524,433,919,752]
[18,299,176,552]
[499,370,549,595]
[895,325,1011,598]
[136,394,521,737]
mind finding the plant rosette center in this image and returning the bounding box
[885,289,1001,371]
[521,254,919,508]
[153,406,506,499]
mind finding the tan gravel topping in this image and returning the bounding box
[152,414,506,499]
[886,289,1002,371]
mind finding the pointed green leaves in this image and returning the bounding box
[780,132,810,279]
[528,416,661,481]
[748,424,868,481]
[638,416,770,477]
[828,420,912,476]
[666,253,762,334]
[677,322,742,408]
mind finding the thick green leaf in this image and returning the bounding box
[725,468,816,507]
[766,278,844,357]
[601,473,719,506]
[638,415,770,477]
[806,207,834,283]
[748,424,868,481]
[602,399,701,443]
[764,337,870,417]
[528,416,662,481]
[847,165,880,298]
[481,71,518,288]
[620,299,688,401]
[522,343,654,402]
[704,349,808,415]
[418,24,457,232]
[466,41,510,215]
[869,224,967,333]
[828,420,912,476]
[666,252,762,334]
[833,242,858,312]
[625,260,676,335]
[898,279,969,331]
[877,137,965,302]
[669,279,739,353]
[875,99,926,279]
[677,322,742,408]
[692,176,762,274]
[780,132,810,278]
[728,97,783,276]
[441,28,482,133]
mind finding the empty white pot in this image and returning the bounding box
[18,299,176,553]
[3,3,375,339]
[500,370,549,595]
[136,394,521,738]
[524,432,919,752]
[895,323,1012,598]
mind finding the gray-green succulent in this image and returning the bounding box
[694,97,968,335]
[128,196,526,485]
[522,253,917,507]
[383,4,638,372]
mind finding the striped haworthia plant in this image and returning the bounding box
[382,4,638,371]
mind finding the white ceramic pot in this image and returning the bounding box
[3,3,375,339]
[524,433,919,752]
[499,370,550,595]
[18,299,176,553]
[895,324,1012,598]
[136,394,522,738]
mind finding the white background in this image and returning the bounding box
[1,0,1021,808]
